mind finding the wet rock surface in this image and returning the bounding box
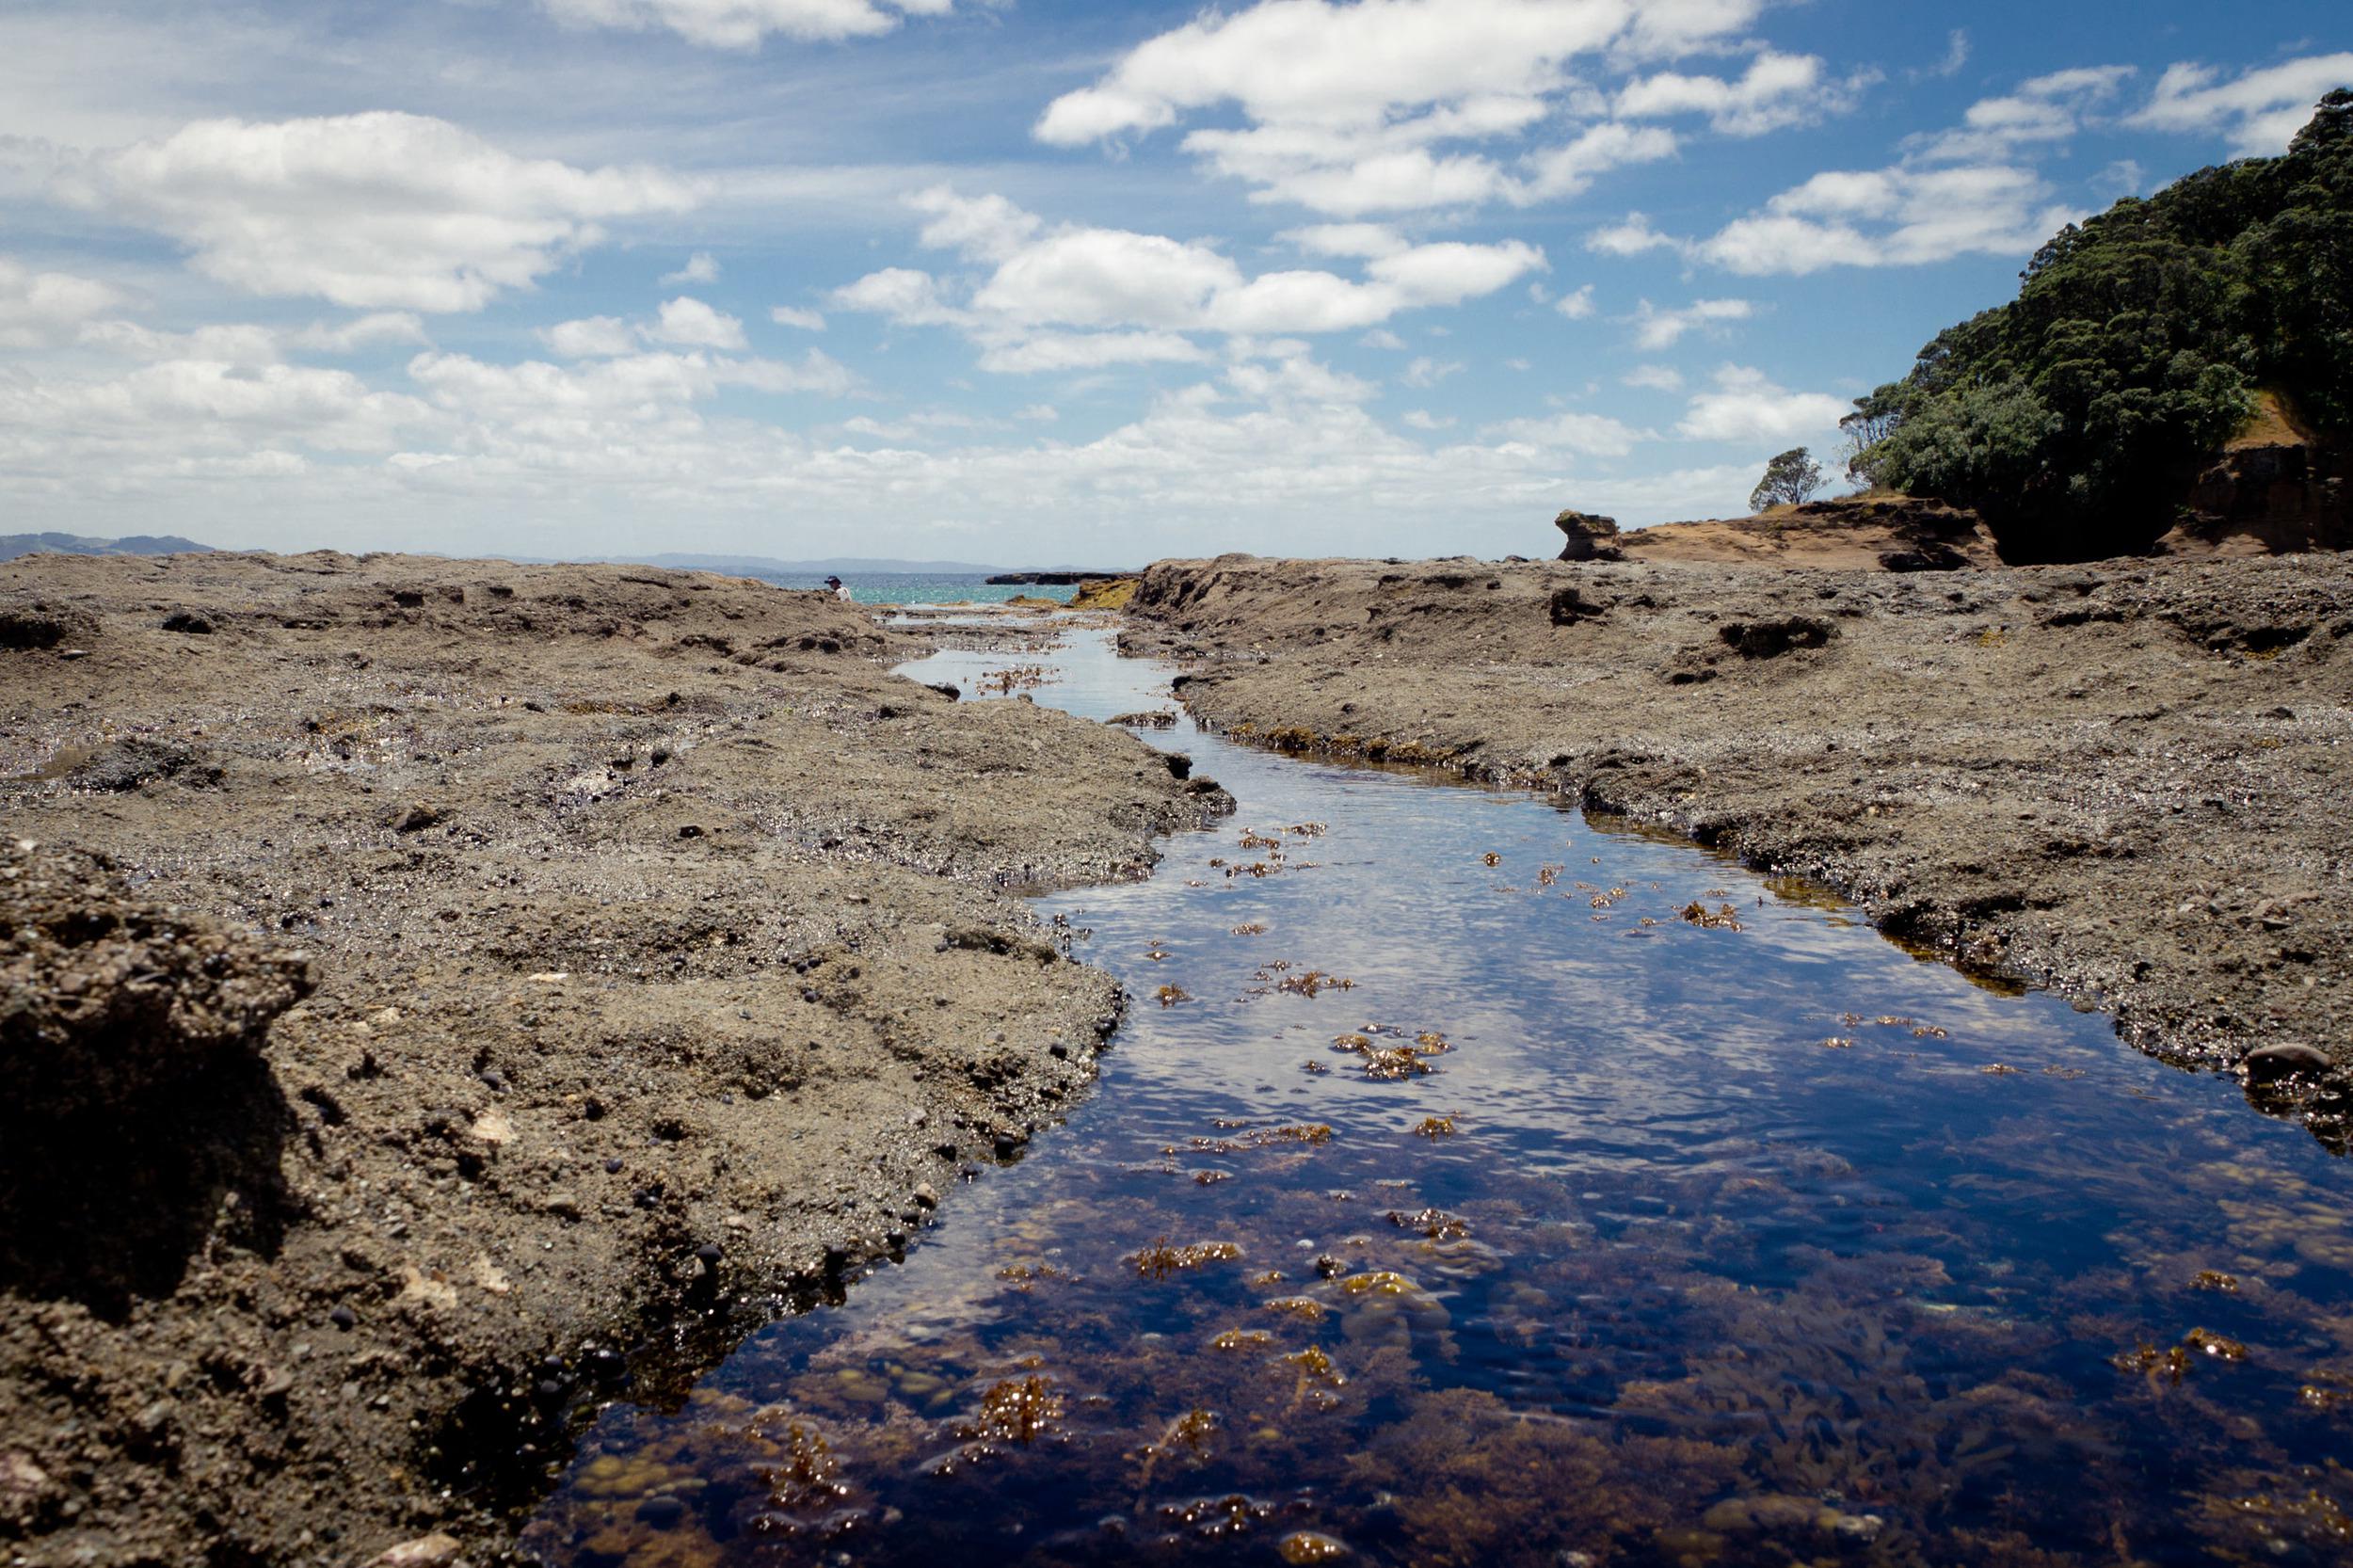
[1125,552,2353,1137]
[0,551,1222,1566]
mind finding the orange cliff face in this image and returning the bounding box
[2161,394,2348,557]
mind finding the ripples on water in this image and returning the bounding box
[526,628,2353,1567]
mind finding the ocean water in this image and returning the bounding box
[740,571,1079,607]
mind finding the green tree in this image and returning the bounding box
[1849,88,2350,559]
[1750,448,1824,512]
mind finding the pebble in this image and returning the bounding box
[604,1158,624,1174]
[2245,1042,2330,1080]
[634,1496,688,1528]
[370,1531,463,1568]
[328,1305,357,1330]
[694,1242,723,1264]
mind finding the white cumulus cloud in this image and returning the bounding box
[833,188,1545,371]
[1616,51,1875,137]
[1676,364,1848,442]
[61,112,695,312]
[1628,296,1751,350]
[649,296,749,349]
[2129,53,2353,156]
[0,256,126,348]
[538,0,957,50]
[1032,0,1755,216]
[661,251,721,284]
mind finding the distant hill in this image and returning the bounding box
[633,553,1008,576]
[1849,88,2352,560]
[0,533,216,562]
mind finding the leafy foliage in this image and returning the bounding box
[1850,89,2352,558]
[1750,447,1824,511]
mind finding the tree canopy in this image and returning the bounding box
[1751,448,1823,512]
[1848,89,2352,559]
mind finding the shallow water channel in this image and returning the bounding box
[528,626,2353,1567]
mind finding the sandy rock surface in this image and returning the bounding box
[0,550,1225,1565]
[1126,552,2352,1143]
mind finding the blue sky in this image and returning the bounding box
[2,1,2346,566]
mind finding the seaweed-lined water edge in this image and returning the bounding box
[525,625,2353,1568]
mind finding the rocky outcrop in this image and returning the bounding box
[1554,510,1625,562]
[1,844,312,1120]
[1,844,313,1315]
[1068,577,1140,610]
[2160,438,2349,556]
[1603,496,2002,571]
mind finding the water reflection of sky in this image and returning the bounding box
[527,627,2353,1568]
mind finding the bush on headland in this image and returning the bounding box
[1849,89,2351,560]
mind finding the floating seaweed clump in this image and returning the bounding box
[1265,1297,1329,1323]
[1193,1123,1335,1153]
[1280,1531,1350,1564]
[1681,901,1742,930]
[1386,1208,1469,1240]
[1231,921,1268,936]
[1359,1047,1432,1080]
[1414,1115,1457,1139]
[1137,1408,1225,1488]
[2192,1270,2241,1291]
[1279,969,1357,998]
[1212,1328,1275,1352]
[958,1375,1064,1447]
[1157,984,1192,1006]
[2112,1329,2244,1382]
[1157,1495,1272,1541]
[744,1412,849,1512]
[1133,1239,1246,1279]
[2185,1326,2249,1361]
[973,664,1052,696]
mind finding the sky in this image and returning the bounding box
[2,2,2347,567]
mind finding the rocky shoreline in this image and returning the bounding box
[1123,551,2353,1145]
[0,552,1227,1566]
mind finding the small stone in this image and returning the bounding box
[912,1183,939,1209]
[603,1158,624,1175]
[371,1531,464,1568]
[694,1242,723,1264]
[2244,1042,2330,1080]
[543,1191,583,1218]
[634,1496,688,1528]
[328,1304,357,1330]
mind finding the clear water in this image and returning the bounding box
[739,571,1079,607]
[525,627,2353,1567]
